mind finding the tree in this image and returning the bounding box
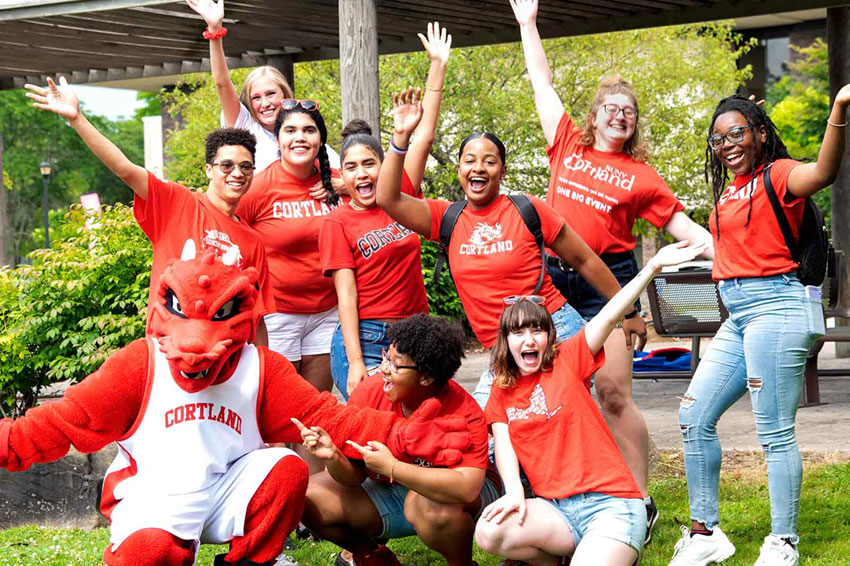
[0,89,144,262]
[766,38,831,225]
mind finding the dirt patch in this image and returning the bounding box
[652,450,850,481]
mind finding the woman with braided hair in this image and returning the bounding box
[668,88,850,566]
[235,100,342,406]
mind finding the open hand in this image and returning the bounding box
[25,77,80,122]
[647,241,708,272]
[418,21,452,66]
[186,0,224,30]
[480,491,527,525]
[392,87,424,139]
[509,0,539,27]
[291,418,337,461]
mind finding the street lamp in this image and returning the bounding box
[39,161,51,247]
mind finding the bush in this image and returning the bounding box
[0,203,150,418]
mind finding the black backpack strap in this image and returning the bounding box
[433,200,468,287]
[506,194,546,294]
[761,163,800,261]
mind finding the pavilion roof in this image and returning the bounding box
[0,0,840,90]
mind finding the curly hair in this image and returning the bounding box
[578,76,650,162]
[273,105,339,206]
[704,95,792,238]
[490,301,558,389]
[204,127,257,165]
[387,314,465,388]
[341,119,384,162]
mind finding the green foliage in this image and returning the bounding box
[0,89,143,262]
[766,38,832,226]
[0,203,150,417]
[419,238,464,322]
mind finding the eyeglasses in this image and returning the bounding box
[381,349,417,373]
[211,160,255,175]
[707,125,753,151]
[601,104,638,119]
[281,98,319,112]
[503,295,546,305]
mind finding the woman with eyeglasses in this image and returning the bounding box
[319,23,450,402]
[235,97,341,417]
[186,0,340,174]
[667,90,850,566]
[24,78,274,345]
[509,0,714,533]
[377,91,624,375]
[474,241,705,566]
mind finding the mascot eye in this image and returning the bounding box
[212,297,241,321]
[164,289,187,319]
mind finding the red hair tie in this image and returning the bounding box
[203,27,228,40]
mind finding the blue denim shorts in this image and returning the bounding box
[543,492,646,554]
[330,319,393,401]
[361,476,501,539]
[549,251,640,321]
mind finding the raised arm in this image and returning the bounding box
[376,88,433,236]
[510,0,565,146]
[405,22,452,189]
[25,77,148,199]
[584,241,707,354]
[663,211,715,260]
[186,0,242,126]
[786,83,850,198]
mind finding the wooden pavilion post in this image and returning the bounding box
[0,134,10,267]
[827,7,850,355]
[338,0,380,137]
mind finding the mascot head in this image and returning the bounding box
[148,240,259,393]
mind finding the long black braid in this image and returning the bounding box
[274,106,339,206]
[704,95,792,238]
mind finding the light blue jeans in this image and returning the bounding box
[678,273,824,543]
[330,320,393,401]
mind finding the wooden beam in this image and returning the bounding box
[827,6,850,357]
[339,0,380,137]
[0,0,174,22]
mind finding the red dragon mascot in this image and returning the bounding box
[0,241,471,566]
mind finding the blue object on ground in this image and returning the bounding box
[633,347,692,372]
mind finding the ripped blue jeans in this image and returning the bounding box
[678,273,824,543]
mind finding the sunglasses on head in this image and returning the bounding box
[281,99,319,112]
[503,295,546,305]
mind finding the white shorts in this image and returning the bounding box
[265,307,338,361]
[108,447,299,550]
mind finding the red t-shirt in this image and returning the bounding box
[236,161,344,314]
[710,159,804,281]
[134,172,274,325]
[546,112,683,254]
[427,195,567,348]
[485,328,641,500]
[349,374,499,487]
[319,173,428,319]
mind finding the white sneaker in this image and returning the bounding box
[668,525,736,566]
[754,535,799,566]
[274,554,299,566]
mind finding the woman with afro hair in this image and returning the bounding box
[297,314,500,566]
[669,85,850,566]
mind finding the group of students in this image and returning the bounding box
[21,0,850,564]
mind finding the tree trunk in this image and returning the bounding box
[0,135,12,267]
[827,8,850,357]
[339,0,380,137]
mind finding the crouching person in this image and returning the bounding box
[298,314,500,566]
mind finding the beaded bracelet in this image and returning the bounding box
[203,26,228,40]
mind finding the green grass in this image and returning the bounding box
[1,455,848,565]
